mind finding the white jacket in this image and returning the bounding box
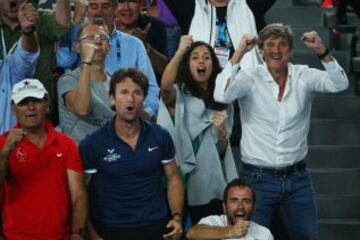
[157,86,238,206]
[189,0,261,69]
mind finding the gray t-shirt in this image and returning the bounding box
[58,68,115,143]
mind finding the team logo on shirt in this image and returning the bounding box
[15,148,27,162]
[103,148,121,162]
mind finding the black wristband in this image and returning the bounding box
[317,47,330,60]
[22,27,36,36]
[82,61,92,65]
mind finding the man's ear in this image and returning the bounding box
[110,94,115,109]
[259,49,264,60]
[222,202,226,214]
[44,96,51,113]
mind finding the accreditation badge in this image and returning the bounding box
[214,47,230,69]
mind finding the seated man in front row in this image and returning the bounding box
[187,178,273,240]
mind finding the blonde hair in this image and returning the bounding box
[258,23,294,50]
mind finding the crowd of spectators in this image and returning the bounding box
[0,0,351,239]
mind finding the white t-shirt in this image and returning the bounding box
[198,215,274,240]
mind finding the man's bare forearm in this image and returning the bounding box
[21,33,39,52]
[147,44,168,75]
[187,224,232,240]
[167,170,184,217]
[71,191,88,235]
[55,0,71,27]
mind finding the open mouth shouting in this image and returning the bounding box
[125,105,136,114]
[5,0,21,19]
[9,0,18,9]
[234,210,247,220]
[197,66,207,76]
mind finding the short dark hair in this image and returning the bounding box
[109,68,149,97]
[223,178,256,204]
[77,18,109,41]
[258,23,294,50]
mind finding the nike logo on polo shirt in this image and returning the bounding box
[56,153,63,158]
[148,146,159,152]
[16,148,27,162]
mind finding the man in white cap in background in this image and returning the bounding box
[0,79,88,240]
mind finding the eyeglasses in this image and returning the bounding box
[78,33,109,42]
[118,0,139,8]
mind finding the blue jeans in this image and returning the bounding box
[242,165,318,240]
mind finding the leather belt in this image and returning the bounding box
[242,160,306,176]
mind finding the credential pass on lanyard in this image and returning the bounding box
[214,47,230,69]
[1,26,17,58]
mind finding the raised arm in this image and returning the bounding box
[63,42,96,116]
[55,0,71,27]
[301,31,349,92]
[301,31,333,63]
[161,35,192,107]
[18,2,39,52]
[230,34,257,66]
[131,23,169,76]
[213,34,257,104]
[72,0,88,25]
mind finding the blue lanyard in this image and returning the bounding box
[116,34,121,65]
[1,26,17,59]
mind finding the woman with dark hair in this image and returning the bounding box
[158,35,238,224]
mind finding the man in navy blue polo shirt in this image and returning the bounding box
[79,68,184,240]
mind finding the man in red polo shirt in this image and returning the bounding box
[0,79,87,240]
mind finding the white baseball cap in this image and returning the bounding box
[11,79,48,104]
